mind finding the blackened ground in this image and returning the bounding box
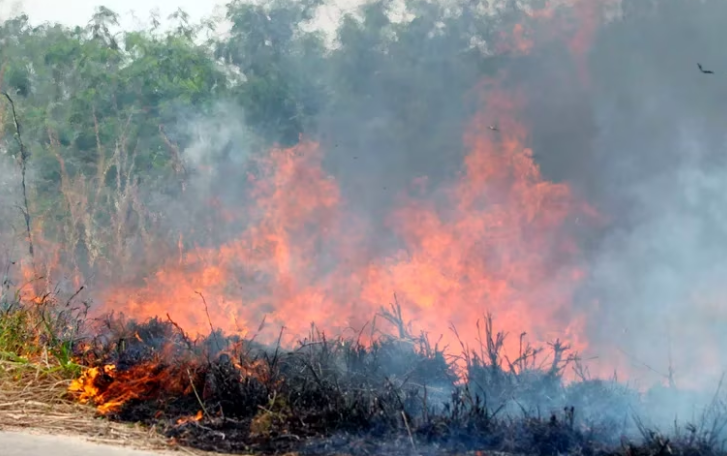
[75,316,727,456]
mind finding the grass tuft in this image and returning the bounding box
[0,278,86,377]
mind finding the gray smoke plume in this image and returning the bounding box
[310,0,727,429]
[574,0,727,393]
[495,0,727,428]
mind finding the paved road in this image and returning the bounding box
[0,431,172,456]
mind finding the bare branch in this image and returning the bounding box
[2,91,34,264]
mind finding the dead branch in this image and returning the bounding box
[159,123,187,190]
[2,91,34,263]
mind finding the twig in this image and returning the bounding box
[158,124,187,189]
[166,313,193,351]
[708,372,725,412]
[194,291,215,335]
[186,368,211,421]
[194,291,221,350]
[2,91,34,263]
[401,410,416,449]
[666,323,676,388]
[616,346,668,379]
[63,285,85,308]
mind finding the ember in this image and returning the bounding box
[176,410,203,425]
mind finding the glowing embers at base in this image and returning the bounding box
[68,345,275,417]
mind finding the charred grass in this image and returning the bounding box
[2,283,726,456]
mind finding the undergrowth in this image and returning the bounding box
[0,271,87,378]
[2,272,726,455]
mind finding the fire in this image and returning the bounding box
[68,342,277,416]
[496,0,617,85]
[69,362,178,415]
[77,1,607,376]
[69,360,193,415]
[69,364,119,412]
[176,410,203,425]
[96,140,344,341]
[88,77,594,379]
[357,83,593,361]
[56,2,628,418]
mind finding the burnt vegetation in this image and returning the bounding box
[2,268,726,454]
[42,301,720,456]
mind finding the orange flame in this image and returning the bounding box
[97,140,344,341]
[90,72,597,377]
[358,81,594,365]
[54,1,618,387]
[69,361,194,415]
[68,344,277,414]
[176,410,204,425]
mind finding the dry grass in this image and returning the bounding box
[0,360,221,455]
[0,280,221,455]
[0,356,169,451]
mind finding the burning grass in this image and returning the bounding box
[2,278,726,455]
[72,314,727,454]
[0,273,86,383]
[0,276,196,453]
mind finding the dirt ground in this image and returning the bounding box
[0,430,180,456]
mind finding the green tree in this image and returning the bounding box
[0,7,227,280]
[215,0,327,146]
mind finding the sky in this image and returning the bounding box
[1,0,222,27]
[0,0,363,31]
